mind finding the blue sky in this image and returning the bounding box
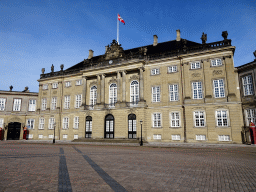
[0,0,255,92]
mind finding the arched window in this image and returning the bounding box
[105,114,114,138]
[85,116,92,138]
[130,80,139,104]
[90,86,97,106]
[128,114,136,139]
[109,83,117,107]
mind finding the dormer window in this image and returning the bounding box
[168,66,177,73]
[211,59,222,66]
[151,68,160,75]
[191,62,200,69]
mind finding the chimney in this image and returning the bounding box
[153,35,158,46]
[176,29,181,41]
[88,49,94,59]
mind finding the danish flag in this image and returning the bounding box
[118,14,125,25]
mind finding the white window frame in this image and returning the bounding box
[152,86,160,102]
[90,86,97,106]
[65,81,71,87]
[213,79,225,98]
[169,84,178,101]
[48,134,54,139]
[74,134,78,139]
[245,109,256,126]
[76,80,82,86]
[75,95,82,108]
[211,58,222,67]
[172,135,181,140]
[196,135,206,141]
[38,134,43,139]
[168,66,177,73]
[64,96,70,109]
[152,113,162,128]
[192,81,203,99]
[52,82,58,89]
[39,118,45,129]
[216,110,229,127]
[109,83,117,107]
[151,68,160,75]
[194,111,205,127]
[0,98,6,111]
[13,99,21,111]
[63,134,68,139]
[27,119,35,129]
[191,61,200,69]
[218,135,230,141]
[63,117,69,129]
[41,98,47,110]
[242,75,253,96]
[51,97,57,110]
[130,80,139,104]
[28,99,36,111]
[0,118,4,128]
[48,117,55,129]
[74,116,79,129]
[153,134,161,140]
[42,84,48,90]
[170,112,180,127]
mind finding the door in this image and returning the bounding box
[7,122,21,140]
[128,114,136,139]
[105,114,114,138]
[85,116,92,138]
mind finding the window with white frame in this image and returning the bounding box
[64,96,70,109]
[42,84,48,90]
[28,134,33,139]
[196,135,206,141]
[27,119,35,129]
[170,112,180,127]
[194,111,205,127]
[51,97,57,110]
[0,118,4,128]
[151,68,160,75]
[65,81,71,87]
[38,134,43,139]
[63,117,69,129]
[245,109,256,126]
[41,98,47,110]
[218,135,230,141]
[192,82,203,99]
[168,66,177,73]
[74,116,79,129]
[191,61,200,69]
[28,99,36,111]
[216,110,228,127]
[75,95,82,108]
[90,86,97,106]
[169,84,178,101]
[109,84,117,106]
[0,98,6,111]
[153,113,161,127]
[52,82,58,89]
[152,86,160,102]
[48,117,55,129]
[74,134,78,139]
[49,134,54,139]
[13,99,21,111]
[153,134,161,140]
[130,80,139,104]
[213,79,225,98]
[211,58,222,66]
[172,135,181,140]
[76,80,82,86]
[242,75,253,96]
[39,118,45,129]
[63,134,68,139]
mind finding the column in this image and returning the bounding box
[139,67,144,101]
[101,74,105,104]
[97,75,101,104]
[82,76,87,106]
[117,71,121,102]
[122,70,126,102]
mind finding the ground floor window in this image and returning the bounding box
[245,108,256,126]
[128,114,136,139]
[153,134,161,140]
[218,135,230,141]
[172,135,180,140]
[196,135,206,141]
[85,116,92,138]
[105,114,114,138]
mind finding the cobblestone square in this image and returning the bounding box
[0,141,256,192]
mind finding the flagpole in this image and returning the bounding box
[117,13,119,45]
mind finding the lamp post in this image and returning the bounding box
[53,122,56,144]
[140,119,143,146]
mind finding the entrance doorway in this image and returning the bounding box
[128,114,137,139]
[105,114,114,138]
[85,116,92,138]
[7,122,21,140]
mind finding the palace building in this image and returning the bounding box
[1,30,244,143]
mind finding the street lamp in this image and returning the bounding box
[53,122,56,144]
[140,119,143,146]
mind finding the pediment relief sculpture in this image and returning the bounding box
[108,77,117,85]
[129,75,139,82]
[105,40,124,60]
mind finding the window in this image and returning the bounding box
[28,134,33,139]
[0,98,6,111]
[27,119,35,129]
[191,61,200,69]
[39,118,45,129]
[152,86,160,102]
[86,116,92,138]
[64,96,70,109]
[153,134,161,140]
[42,84,48,90]
[242,75,253,96]
[170,112,180,127]
[52,82,58,89]
[38,134,43,139]
[51,97,57,110]
[28,99,36,111]
[41,98,47,110]
[245,109,256,126]
[49,135,54,139]
[168,66,177,73]
[194,111,205,127]
[169,84,178,101]
[218,135,230,141]
[76,80,82,86]
[90,86,97,106]
[48,117,55,129]
[75,95,82,108]
[172,135,181,140]
[0,118,4,128]
[74,134,78,139]
[211,59,222,66]
[63,117,69,129]
[13,99,21,111]
[153,113,161,127]
[151,68,160,75]
[216,110,228,127]
[109,84,117,107]
[213,79,225,98]
[63,134,68,139]
[74,116,79,129]
[192,82,203,99]
[65,81,71,87]
[196,135,206,141]
[130,81,139,104]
